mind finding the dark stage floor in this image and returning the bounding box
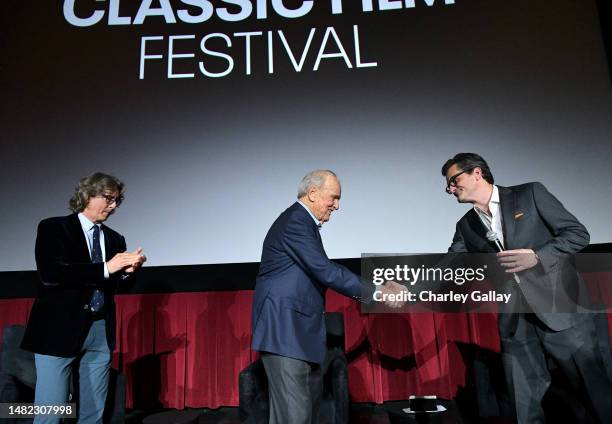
[132,400,517,424]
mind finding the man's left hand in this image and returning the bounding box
[497,249,538,273]
[124,247,147,274]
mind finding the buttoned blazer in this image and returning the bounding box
[251,202,369,364]
[21,213,126,357]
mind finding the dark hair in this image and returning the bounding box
[441,153,494,184]
[69,172,125,213]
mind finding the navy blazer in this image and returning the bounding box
[448,182,590,332]
[22,213,127,357]
[251,202,371,364]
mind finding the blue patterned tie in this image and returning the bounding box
[89,225,104,313]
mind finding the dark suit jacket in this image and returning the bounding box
[21,213,127,357]
[251,202,372,364]
[448,182,590,332]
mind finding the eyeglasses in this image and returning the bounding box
[99,193,123,206]
[445,168,474,194]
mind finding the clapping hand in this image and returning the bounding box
[124,248,147,273]
[107,248,146,274]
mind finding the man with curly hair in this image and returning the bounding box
[22,172,146,423]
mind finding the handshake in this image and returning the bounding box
[377,280,408,309]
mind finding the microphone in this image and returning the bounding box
[486,230,520,284]
[486,230,504,252]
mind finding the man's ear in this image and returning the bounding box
[473,167,482,180]
[307,187,318,202]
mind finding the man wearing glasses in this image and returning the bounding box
[22,172,146,423]
[441,153,612,423]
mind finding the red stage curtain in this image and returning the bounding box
[0,298,34,351]
[1,284,610,409]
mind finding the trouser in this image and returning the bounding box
[500,313,612,424]
[261,352,323,424]
[33,320,111,424]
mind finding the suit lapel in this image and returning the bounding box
[68,213,92,263]
[466,209,488,241]
[101,225,112,259]
[498,186,516,250]
[466,209,498,251]
[314,225,322,245]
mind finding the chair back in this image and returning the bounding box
[325,312,345,351]
[1,325,36,389]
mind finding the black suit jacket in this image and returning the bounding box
[21,213,127,357]
[448,182,590,332]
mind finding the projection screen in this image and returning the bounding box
[1,0,611,271]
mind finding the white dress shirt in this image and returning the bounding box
[474,185,505,248]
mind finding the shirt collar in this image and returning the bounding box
[490,185,500,205]
[473,185,500,216]
[297,200,322,228]
[78,212,100,232]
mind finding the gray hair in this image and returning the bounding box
[297,170,337,198]
[69,172,125,213]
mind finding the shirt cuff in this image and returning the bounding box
[103,262,110,279]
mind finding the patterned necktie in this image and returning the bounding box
[89,225,104,313]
